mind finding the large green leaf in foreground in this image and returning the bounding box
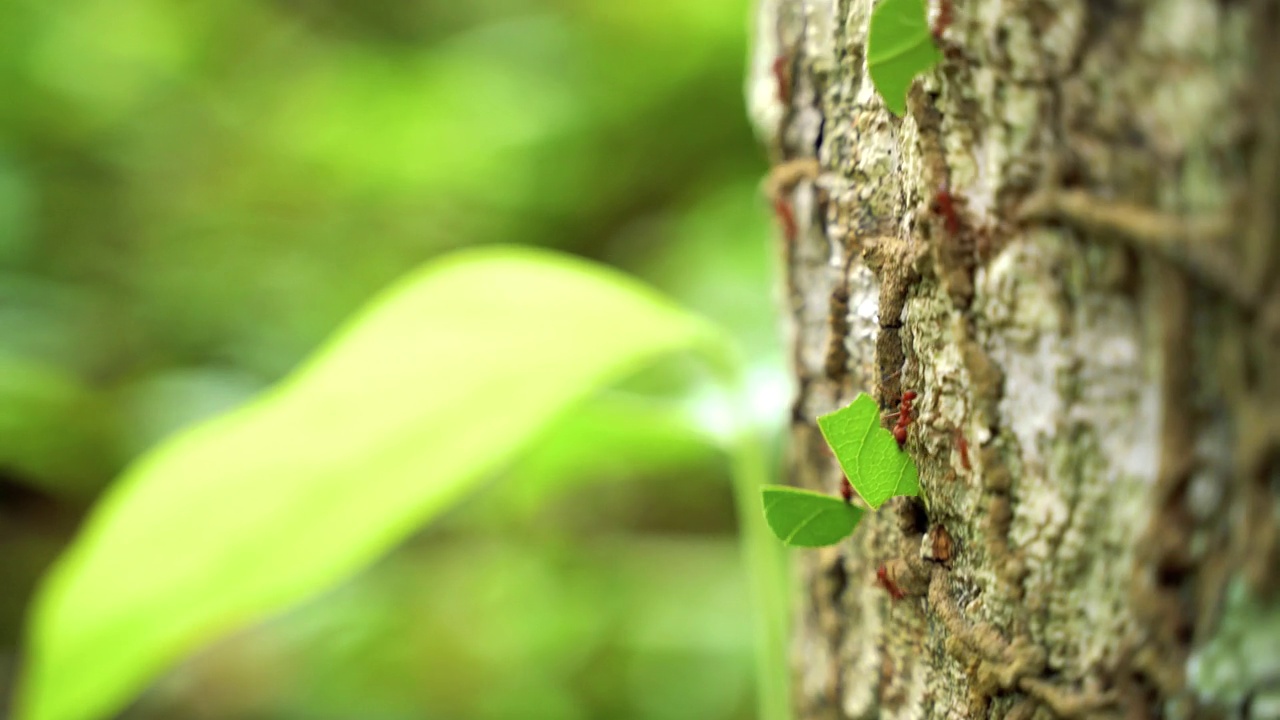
[18,246,725,720]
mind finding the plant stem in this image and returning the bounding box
[728,423,792,720]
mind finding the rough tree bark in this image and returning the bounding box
[747,0,1280,718]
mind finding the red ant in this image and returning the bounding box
[954,429,971,470]
[932,0,954,43]
[931,183,962,237]
[885,390,917,448]
[771,55,792,103]
[772,196,798,244]
[875,564,906,600]
[840,475,853,503]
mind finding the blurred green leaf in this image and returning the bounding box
[867,0,941,116]
[760,487,863,548]
[482,389,722,522]
[817,393,917,510]
[17,246,729,720]
[0,353,109,496]
[26,0,196,131]
[109,367,267,465]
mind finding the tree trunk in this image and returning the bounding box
[748,1,1280,718]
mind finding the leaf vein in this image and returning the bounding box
[784,506,830,545]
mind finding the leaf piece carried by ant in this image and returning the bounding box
[817,393,919,510]
[761,486,866,547]
[867,0,943,116]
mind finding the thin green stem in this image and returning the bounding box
[728,423,791,720]
[695,329,792,720]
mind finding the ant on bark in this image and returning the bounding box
[931,183,962,237]
[954,428,971,470]
[932,0,954,43]
[875,564,906,600]
[771,196,798,244]
[771,55,792,103]
[883,390,918,448]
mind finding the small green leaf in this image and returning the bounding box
[867,0,942,116]
[817,393,918,509]
[17,246,727,720]
[761,487,865,547]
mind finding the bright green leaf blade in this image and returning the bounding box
[816,393,918,509]
[18,246,727,720]
[761,487,864,547]
[867,0,942,116]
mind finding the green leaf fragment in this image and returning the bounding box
[761,487,865,547]
[816,393,918,510]
[867,0,942,116]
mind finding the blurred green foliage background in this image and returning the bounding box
[0,0,785,717]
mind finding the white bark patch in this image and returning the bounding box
[746,0,784,144]
[791,180,842,397]
[904,286,972,466]
[839,586,883,718]
[975,232,1164,675]
[977,237,1074,650]
[796,627,835,704]
[1071,294,1160,486]
[847,263,881,378]
[979,237,1070,472]
[802,0,838,72]
[1039,0,1087,76]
